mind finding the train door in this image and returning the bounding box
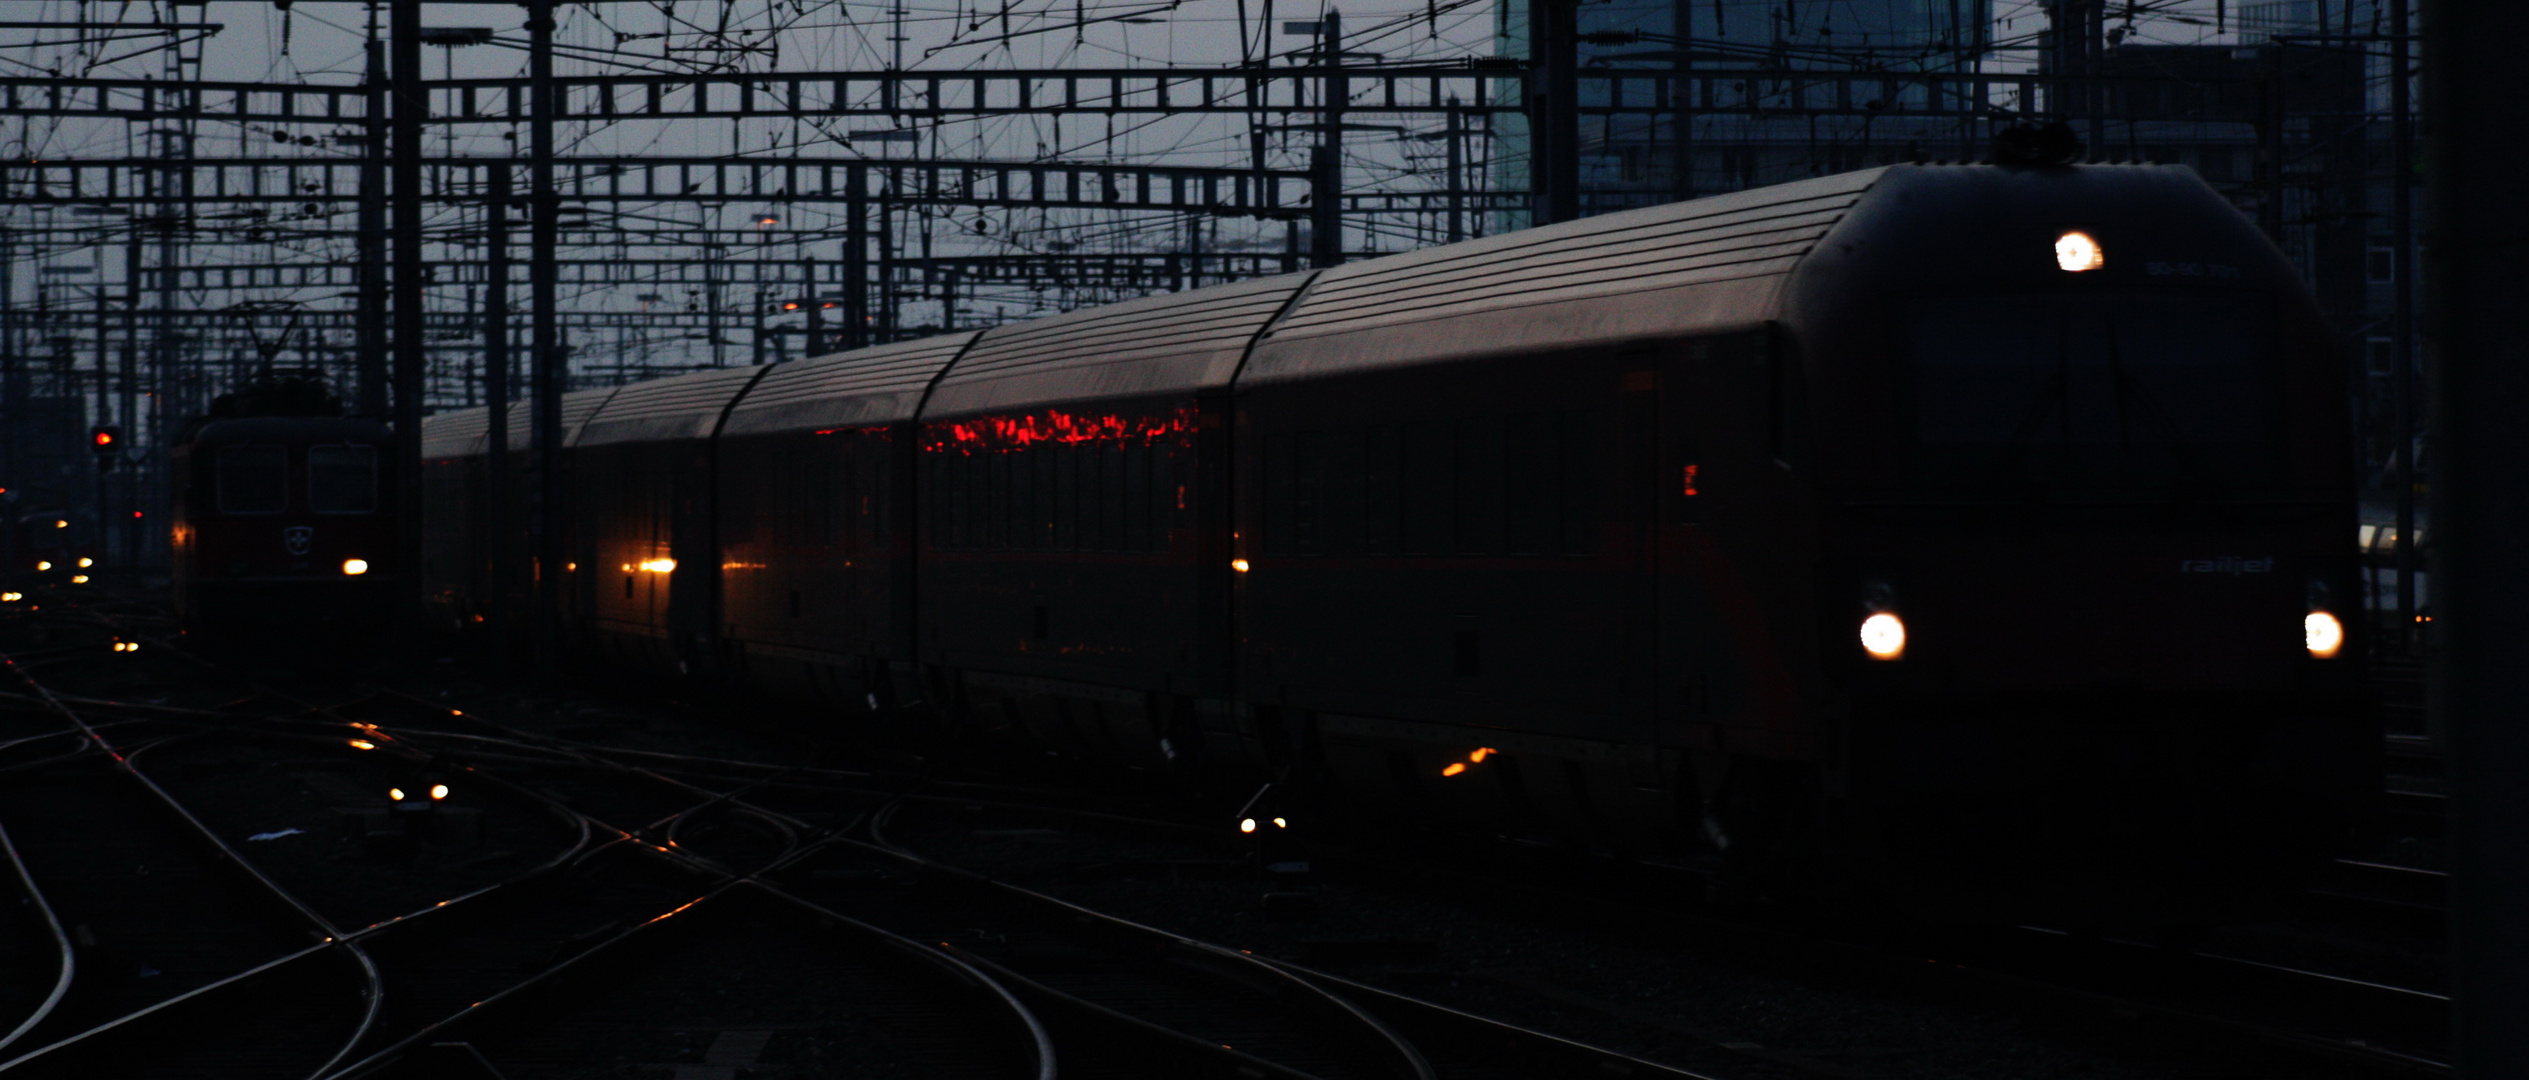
[668,445,715,674]
[1656,329,1819,851]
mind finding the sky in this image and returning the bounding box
[0,0,2354,396]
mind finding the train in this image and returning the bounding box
[421,163,2377,921]
[171,369,395,643]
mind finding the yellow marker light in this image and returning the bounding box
[2055,231,2104,272]
[68,575,86,584]
[388,788,407,802]
[2305,611,2345,659]
[1860,612,1907,660]
[76,558,91,568]
[639,558,677,573]
[34,561,49,571]
[1230,558,1251,573]
[429,784,450,800]
[1238,818,1258,834]
[348,739,376,750]
[342,558,369,576]
[1441,762,1468,777]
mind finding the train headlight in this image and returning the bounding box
[1860,612,1907,660]
[342,558,369,576]
[2055,231,2104,272]
[2305,611,2344,659]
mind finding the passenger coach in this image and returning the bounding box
[421,163,2374,919]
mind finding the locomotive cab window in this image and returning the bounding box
[308,445,379,514]
[216,446,289,515]
[1905,295,2277,499]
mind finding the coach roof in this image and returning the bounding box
[722,331,980,437]
[574,365,768,448]
[924,271,1308,417]
[1242,167,1886,385]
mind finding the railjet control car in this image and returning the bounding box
[422,164,2375,920]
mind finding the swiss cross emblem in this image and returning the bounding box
[283,526,314,556]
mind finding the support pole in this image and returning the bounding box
[1528,0,1580,225]
[485,163,513,657]
[2391,0,2418,648]
[2426,0,2529,1073]
[529,0,564,676]
[801,256,822,357]
[1311,11,1344,267]
[357,39,389,418]
[390,0,426,638]
[1446,99,1465,242]
[844,166,869,351]
[1671,0,1692,202]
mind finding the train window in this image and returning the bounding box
[1034,443,1059,550]
[217,446,289,515]
[1124,444,1152,553]
[1263,432,1293,556]
[1292,430,1327,554]
[1504,414,1556,555]
[1400,420,1452,554]
[1315,428,1362,555]
[308,445,377,514]
[1559,410,1599,556]
[1361,425,1399,554]
[985,450,1011,550]
[1454,421,1504,555]
[1908,295,2276,498]
[800,461,833,547]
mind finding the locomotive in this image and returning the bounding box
[171,369,394,643]
[423,164,2375,920]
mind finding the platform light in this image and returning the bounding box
[76,557,91,568]
[1,593,19,602]
[388,787,407,802]
[2305,611,2345,659]
[1230,558,1251,573]
[1272,817,1287,829]
[342,558,369,576]
[1860,612,1907,660]
[429,784,450,800]
[1238,817,1257,834]
[2054,231,2104,272]
[32,562,46,571]
[52,519,64,529]
[639,557,676,573]
[348,739,376,750]
[1441,762,1468,777]
[69,575,87,584]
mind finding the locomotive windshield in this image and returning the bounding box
[309,445,379,514]
[216,446,289,514]
[1906,295,2278,500]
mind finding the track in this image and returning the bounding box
[0,582,1734,1080]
